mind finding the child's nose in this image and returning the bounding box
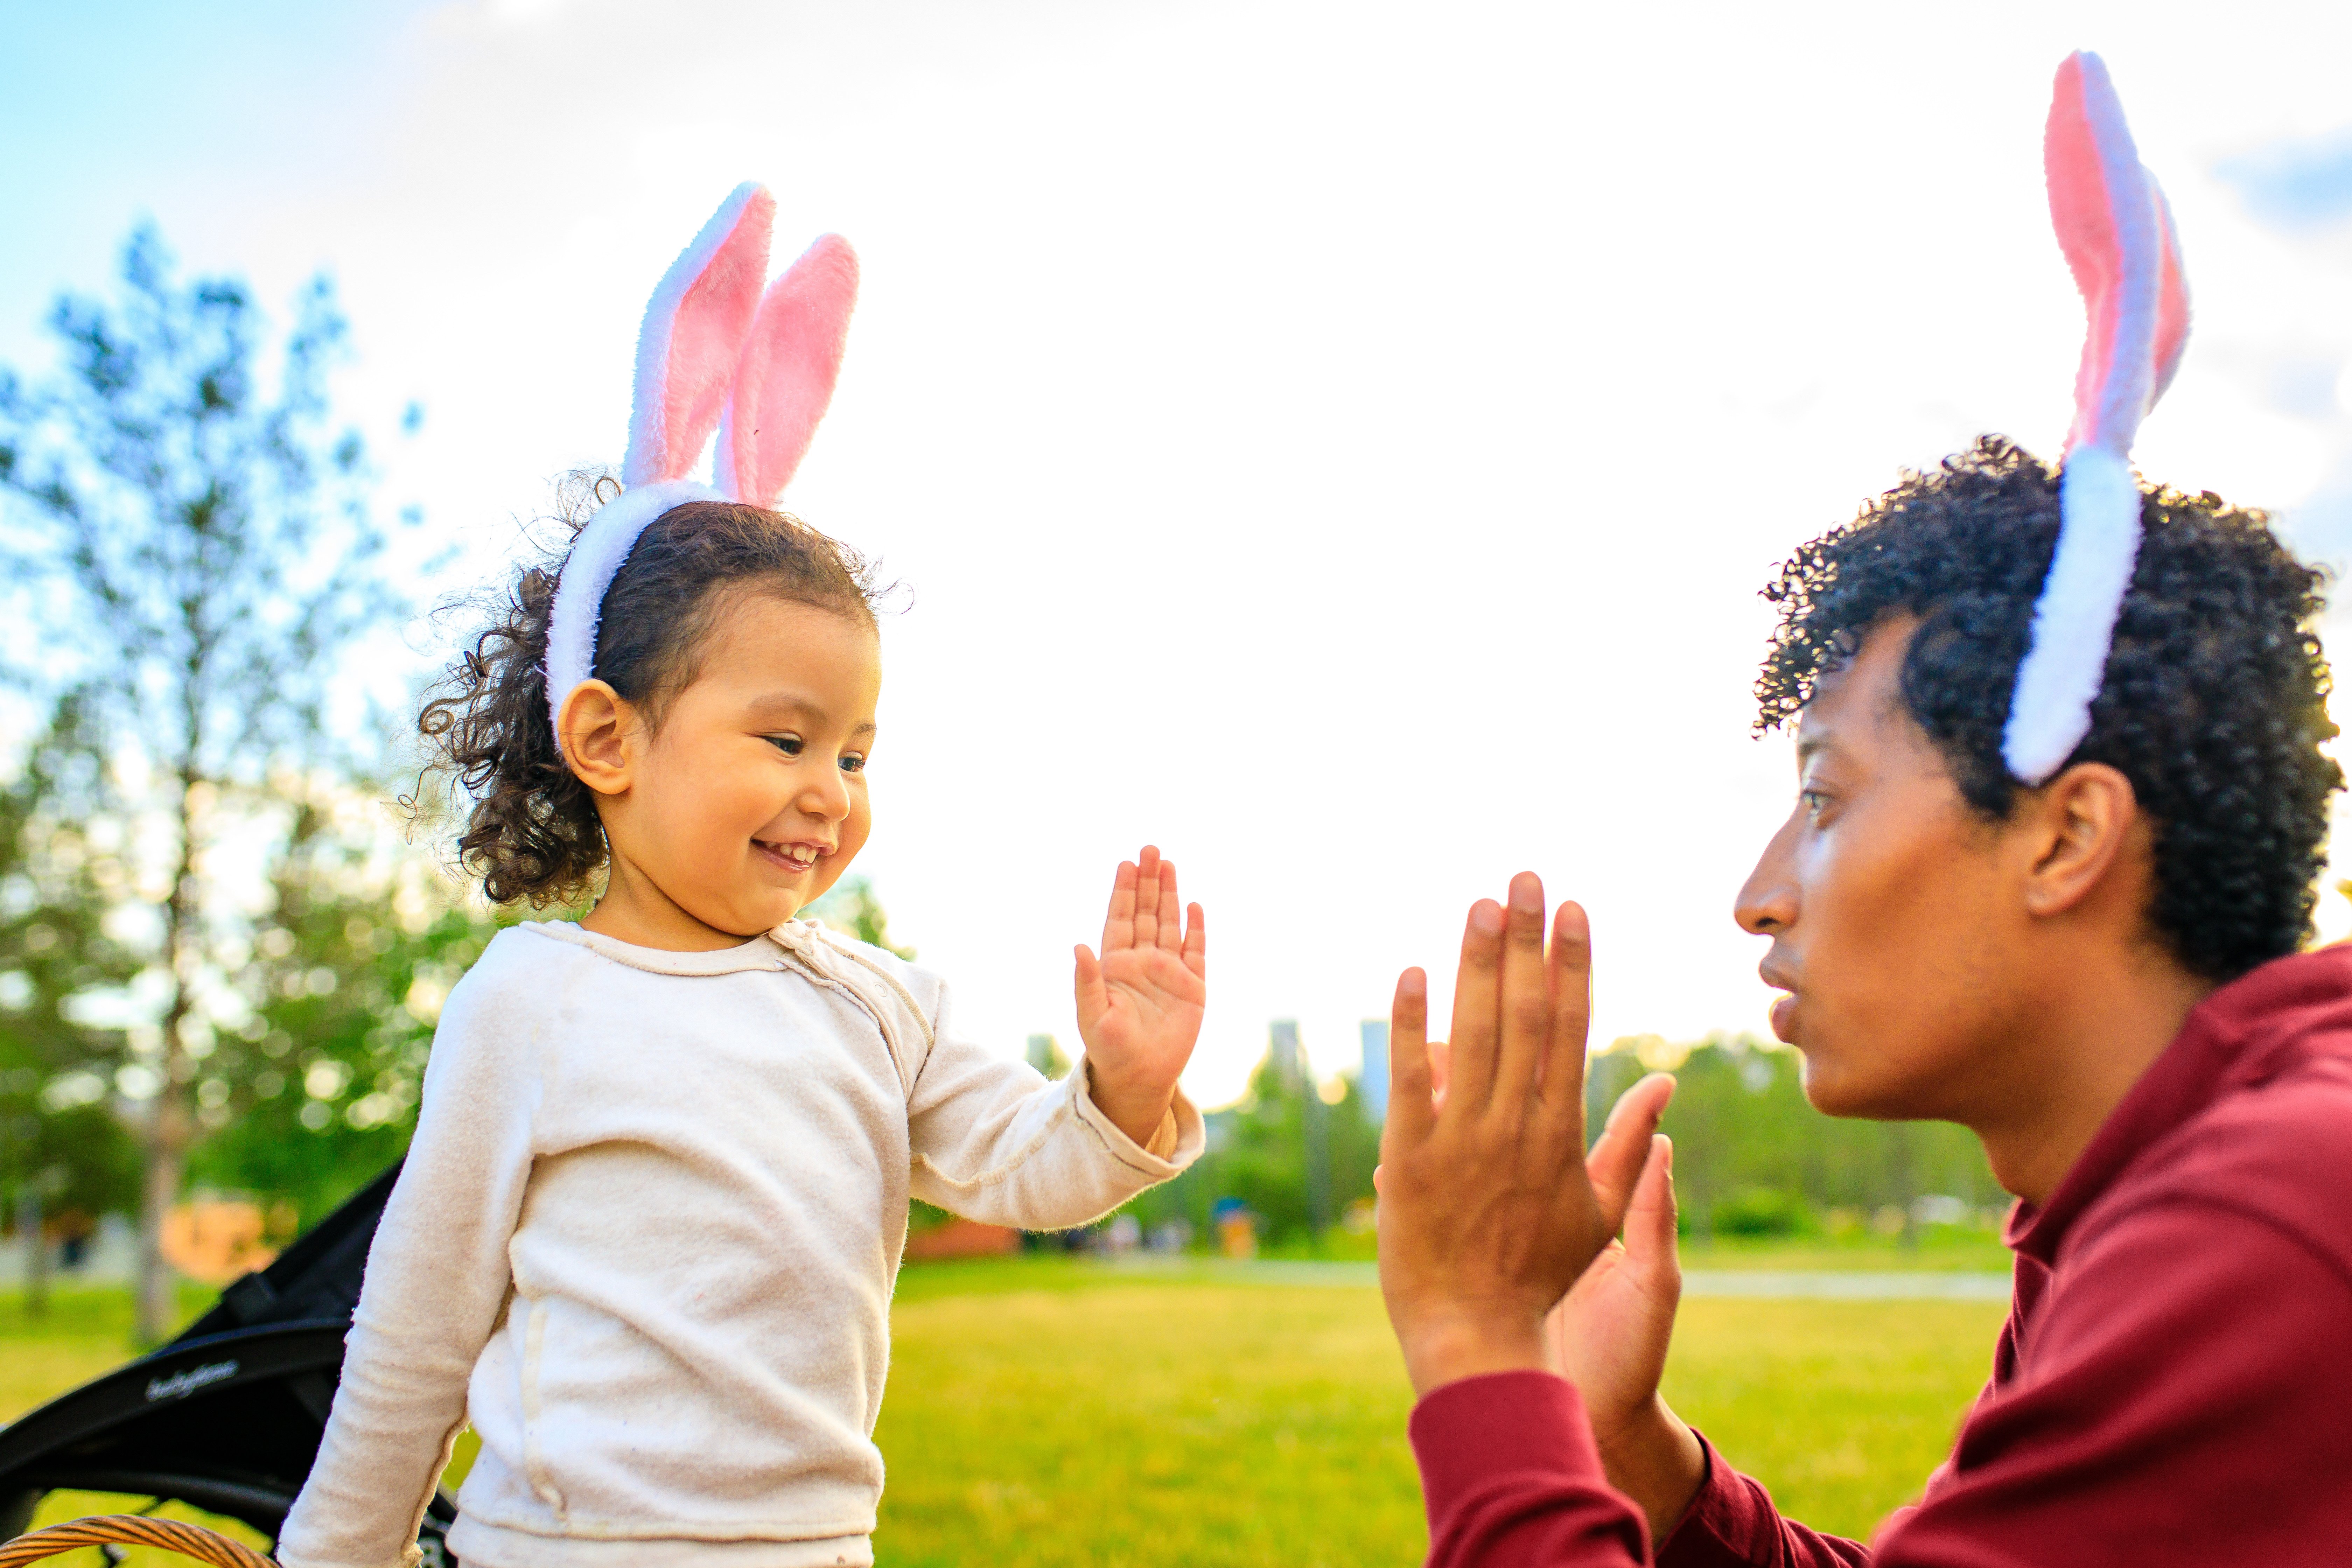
[800,766,852,821]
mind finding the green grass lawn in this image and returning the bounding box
[0,1253,2005,1564]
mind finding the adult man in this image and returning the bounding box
[1376,438,2352,1565]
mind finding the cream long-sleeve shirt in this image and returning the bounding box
[276,918,1203,1568]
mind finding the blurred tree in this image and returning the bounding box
[0,225,410,1338]
[1584,1035,2002,1235]
[1129,1036,1381,1248]
[804,876,915,959]
[0,697,145,1310]
[187,786,500,1227]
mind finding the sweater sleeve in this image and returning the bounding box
[902,978,1204,1230]
[275,958,541,1568]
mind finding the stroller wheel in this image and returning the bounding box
[0,1514,273,1567]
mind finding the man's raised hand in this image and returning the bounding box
[1377,872,1658,1396]
[1074,846,1206,1148]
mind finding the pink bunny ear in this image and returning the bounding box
[2045,51,2189,458]
[2004,53,2192,785]
[622,183,777,486]
[714,233,859,505]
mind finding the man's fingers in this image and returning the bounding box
[1622,1135,1681,1288]
[1587,1072,1675,1236]
[1446,899,1507,1112]
[1384,967,1437,1153]
[1540,901,1594,1128]
[1493,872,1550,1110]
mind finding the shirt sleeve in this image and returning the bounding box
[1653,1436,1871,1567]
[275,962,541,1568]
[903,977,1204,1229]
[1410,1372,1653,1568]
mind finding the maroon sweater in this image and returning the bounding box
[1410,945,2352,1567]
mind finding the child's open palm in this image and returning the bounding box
[1073,846,1206,1147]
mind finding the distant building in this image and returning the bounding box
[1267,1019,1303,1092]
[1359,1020,1390,1121]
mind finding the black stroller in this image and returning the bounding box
[0,1163,459,1564]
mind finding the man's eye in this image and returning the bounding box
[839,753,867,774]
[767,734,804,757]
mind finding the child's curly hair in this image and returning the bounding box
[419,478,882,907]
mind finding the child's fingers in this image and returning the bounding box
[1131,847,1162,953]
[1155,858,1184,952]
[1101,859,1139,953]
[1072,943,1106,1025]
[1384,968,1436,1154]
[1428,1037,1451,1106]
[1183,902,1206,978]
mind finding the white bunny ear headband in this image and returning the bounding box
[543,182,859,755]
[2001,52,2190,784]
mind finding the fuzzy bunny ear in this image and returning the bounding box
[713,233,860,506]
[2045,53,2189,462]
[2002,52,2190,785]
[621,182,777,486]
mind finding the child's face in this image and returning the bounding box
[598,592,881,941]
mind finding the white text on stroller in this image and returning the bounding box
[146,1361,238,1402]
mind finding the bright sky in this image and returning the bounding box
[6,1,2352,1105]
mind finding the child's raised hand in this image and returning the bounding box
[1073,846,1206,1148]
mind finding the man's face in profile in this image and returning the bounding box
[1735,616,2042,1124]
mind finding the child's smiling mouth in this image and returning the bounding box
[755,838,831,873]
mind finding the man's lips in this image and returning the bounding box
[1759,961,1798,1043]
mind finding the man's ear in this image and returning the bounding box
[2022,762,2141,919]
[558,680,638,797]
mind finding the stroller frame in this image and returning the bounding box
[0,1162,458,1562]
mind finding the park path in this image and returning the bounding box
[1093,1257,2012,1300]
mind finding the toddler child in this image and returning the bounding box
[277,184,1206,1568]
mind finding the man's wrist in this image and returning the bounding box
[1592,1397,1707,1545]
[1396,1304,1549,1397]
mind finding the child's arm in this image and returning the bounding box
[276,968,538,1568]
[905,847,1206,1228]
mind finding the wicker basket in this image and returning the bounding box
[0,1514,274,1567]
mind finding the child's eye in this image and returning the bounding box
[767,734,804,757]
[839,753,867,774]
[1800,788,1831,821]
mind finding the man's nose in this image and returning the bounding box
[1735,812,1802,936]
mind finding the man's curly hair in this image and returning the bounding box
[1756,436,2340,982]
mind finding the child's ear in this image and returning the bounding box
[558,681,638,796]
